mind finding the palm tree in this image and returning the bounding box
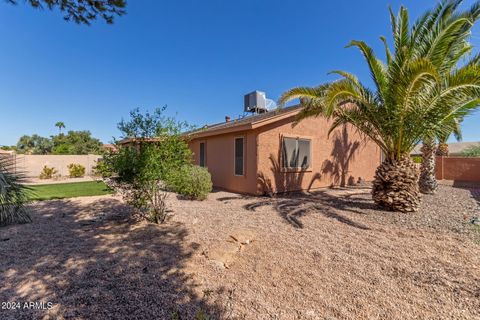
[0,155,31,226]
[416,0,480,194]
[55,121,65,134]
[279,0,480,212]
[419,117,462,194]
[436,119,462,156]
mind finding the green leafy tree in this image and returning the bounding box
[107,107,193,223]
[16,134,53,154]
[5,0,126,25]
[117,106,192,139]
[55,121,65,134]
[279,0,480,212]
[52,130,102,154]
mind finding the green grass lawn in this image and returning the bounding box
[28,181,113,201]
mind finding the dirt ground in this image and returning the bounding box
[1,184,479,319]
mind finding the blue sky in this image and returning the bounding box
[1,0,479,145]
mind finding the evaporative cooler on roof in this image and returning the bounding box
[244,91,267,114]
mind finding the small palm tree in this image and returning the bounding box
[436,119,462,156]
[280,0,480,212]
[419,117,462,194]
[0,156,31,226]
[416,0,480,194]
[55,121,65,134]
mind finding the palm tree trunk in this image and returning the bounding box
[436,142,449,156]
[372,157,420,212]
[419,141,438,194]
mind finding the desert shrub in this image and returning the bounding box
[93,159,113,178]
[67,163,86,178]
[39,165,57,179]
[166,165,212,200]
[461,145,480,157]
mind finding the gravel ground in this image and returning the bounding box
[0,184,479,319]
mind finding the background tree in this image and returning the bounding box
[52,130,102,154]
[55,121,65,135]
[15,131,101,155]
[279,0,480,212]
[5,0,126,25]
[16,134,53,154]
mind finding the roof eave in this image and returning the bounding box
[188,107,301,139]
[187,123,253,139]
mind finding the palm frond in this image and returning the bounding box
[0,155,31,226]
[278,1,480,162]
[346,40,388,98]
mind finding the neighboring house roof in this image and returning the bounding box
[187,105,302,139]
[411,141,480,155]
[102,143,118,152]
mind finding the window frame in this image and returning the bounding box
[199,141,206,167]
[281,135,313,172]
[234,136,245,176]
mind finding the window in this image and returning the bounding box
[199,142,206,167]
[234,137,244,176]
[282,137,311,169]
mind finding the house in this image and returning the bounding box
[188,104,381,195]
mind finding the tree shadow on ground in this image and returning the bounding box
[0,197,223,319]
[451,180,480,210]
[244,189,377,229]
[251,124,374,229]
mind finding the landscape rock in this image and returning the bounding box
[203,241,240,268]
[229,228,256,245]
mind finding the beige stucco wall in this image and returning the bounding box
[13,154,101,177]
[189,114,381,195]
[255,116,381,194]
[189,131,258,194]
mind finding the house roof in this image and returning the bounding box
[187,105,302,139]
[411,141,480,155]
[117,105,303,144]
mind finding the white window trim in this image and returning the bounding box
[234,136,245,176]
